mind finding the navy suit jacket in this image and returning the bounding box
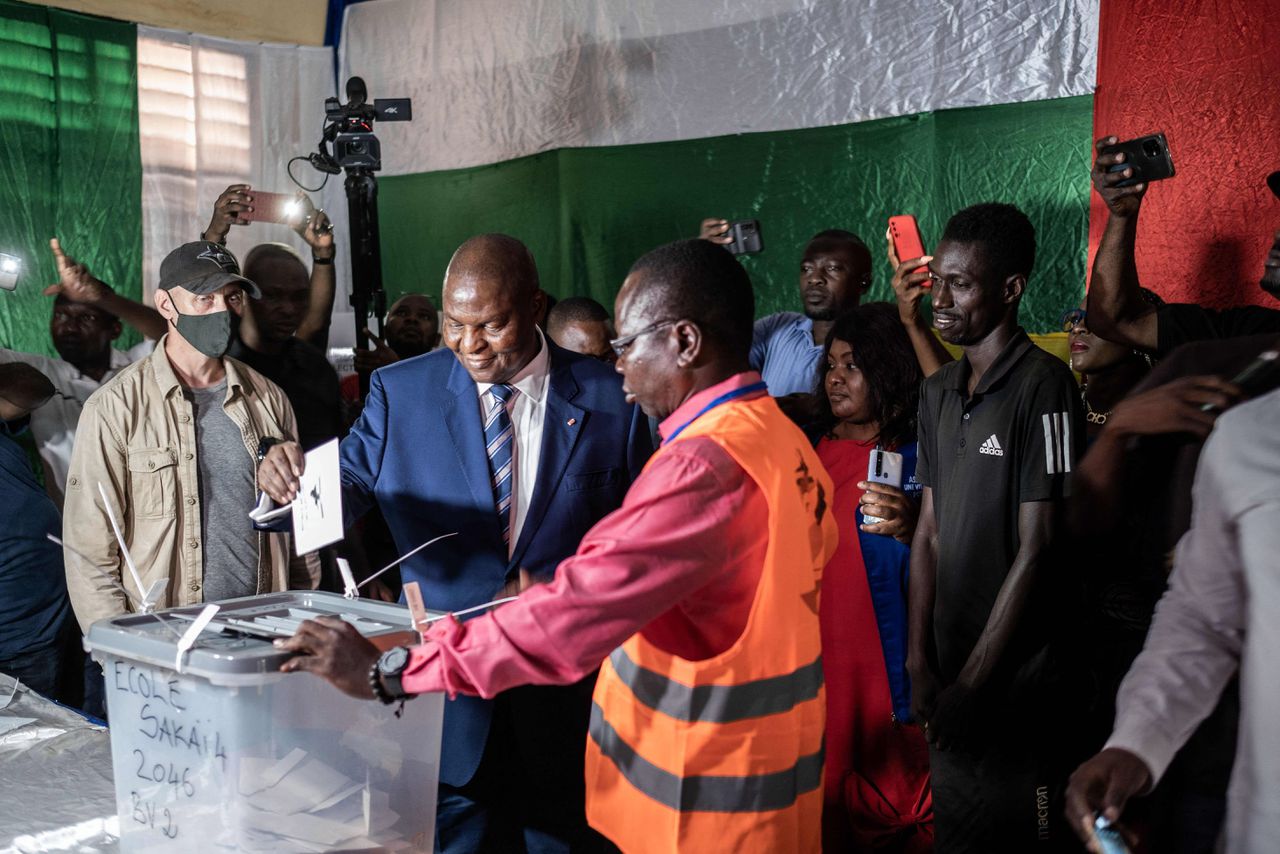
[339,342,651,786]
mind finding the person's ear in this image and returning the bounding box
[1002,274,1025,306]
[109,319,123,342]
[154,288,171,320]
[673,319,702,368]
[530,289,546,325]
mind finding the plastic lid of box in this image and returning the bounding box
[85,590,429,687]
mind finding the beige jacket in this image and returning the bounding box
[63,337,317,633]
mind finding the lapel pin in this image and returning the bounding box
[566,418,577,426]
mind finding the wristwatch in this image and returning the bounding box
[312,254,334,265]
[256,436,281,464]
[371,646,413,703]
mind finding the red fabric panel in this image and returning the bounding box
[1091,0,1280,308]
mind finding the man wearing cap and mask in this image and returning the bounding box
[62,241,317,637]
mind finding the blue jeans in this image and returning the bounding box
[0,642,62,702]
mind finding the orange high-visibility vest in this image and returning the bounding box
[585,392,839,853]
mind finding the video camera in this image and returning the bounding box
[310,77,412,174]
[303,76,414,395]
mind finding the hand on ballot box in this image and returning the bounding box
[276,615,381,699]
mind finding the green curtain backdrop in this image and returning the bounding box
[0,1,141,357]
[378,95,1093,334]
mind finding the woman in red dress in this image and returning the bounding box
[802,304,933,852]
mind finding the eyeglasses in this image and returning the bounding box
[609,320,677,358]
[1060,308,1087,333]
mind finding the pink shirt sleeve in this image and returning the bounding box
[401,436,762,698]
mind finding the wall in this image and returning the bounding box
[39,0,327,45]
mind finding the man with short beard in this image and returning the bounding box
[701,219,872,395]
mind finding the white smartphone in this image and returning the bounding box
[864,449,904,525]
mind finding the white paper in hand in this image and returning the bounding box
[292,438,344,556]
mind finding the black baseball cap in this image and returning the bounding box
[1268,171,1280,200]
[158,241,261,298]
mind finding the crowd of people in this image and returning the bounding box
[1,135,1279,853]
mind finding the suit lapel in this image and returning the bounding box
[509,348,586,569]
[441,358,500,529]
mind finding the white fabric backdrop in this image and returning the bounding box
[339,0,1099,176]
[136,27,357,346]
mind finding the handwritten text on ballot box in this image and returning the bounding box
[87,591,443,852]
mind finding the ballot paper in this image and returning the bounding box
[291,438,343,556]
[234,749,410,851]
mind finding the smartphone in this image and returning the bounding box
[863,449,904,525]
[1200,349,1280,412]
[1090,815,1133,854]
[238,190,314,227]
[0,253,20,291]
[888,215,929,282]
[1102,132,1175,187]
[725,220,763,256]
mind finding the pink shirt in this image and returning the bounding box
[402,372,770,698]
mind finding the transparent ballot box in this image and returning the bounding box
[85,591,442,853]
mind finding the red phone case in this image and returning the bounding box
[888,215,929,284]
[238,190,295,225]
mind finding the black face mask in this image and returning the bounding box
[172,306,233,359]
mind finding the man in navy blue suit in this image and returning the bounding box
[260,233,650,852]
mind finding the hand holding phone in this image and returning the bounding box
[888,215,929,279]
[1100,133,1175,188]
[238,190,316,228]
[863,449,904,525]
[1090,815,1133,854]
[724,220,763,256]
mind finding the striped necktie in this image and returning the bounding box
[484,383,517,547]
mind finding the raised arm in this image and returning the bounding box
[886,233,952,377]
[44,238,166,341]
[1087,135,1157,351]
[295,209,336,350]
[1068,376,1239,536]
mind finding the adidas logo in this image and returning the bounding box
[978,434,1004,457]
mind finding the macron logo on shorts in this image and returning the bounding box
[979,434,1004,456]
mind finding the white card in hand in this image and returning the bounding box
[292,438,344,556]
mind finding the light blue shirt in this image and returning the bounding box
[749,312,822,396]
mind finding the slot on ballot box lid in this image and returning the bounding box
[86,590,435,687]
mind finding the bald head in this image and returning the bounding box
[241,242,309,345]
[441,234,546,384]
[444,234,540,299]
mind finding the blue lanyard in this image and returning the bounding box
[662,381,768,446]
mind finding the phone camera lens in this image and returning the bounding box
[1142,140,1161,158]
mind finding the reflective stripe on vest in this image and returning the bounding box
[609,647,824,724]
[589,702,825,813]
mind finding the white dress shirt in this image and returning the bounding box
[1105,387,1280,853]
[474,329,550,556]
[0,340,154,502]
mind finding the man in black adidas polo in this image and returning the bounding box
[907,204,1084,852]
